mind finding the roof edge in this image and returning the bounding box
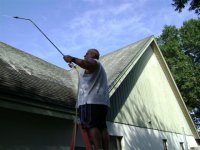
[151,39,200,139]
[0,93,75,120]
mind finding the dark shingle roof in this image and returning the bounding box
[0,42,77,108]
[0,36,153,108]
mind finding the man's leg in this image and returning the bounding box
[102,128,109,150]
[88,127,103,149]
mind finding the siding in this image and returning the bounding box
[107,46,193,135]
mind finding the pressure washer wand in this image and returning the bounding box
[13,16,65,56]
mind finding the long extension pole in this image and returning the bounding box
[13,16,65,56]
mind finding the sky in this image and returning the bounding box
[0,0,198,70]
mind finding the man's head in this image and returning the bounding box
[84,49,100,60]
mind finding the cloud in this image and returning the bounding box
[54,2,150,52]
[82,0,104,4]
[45,0,197,59]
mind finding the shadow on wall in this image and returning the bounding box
[0,107,74,150]
[107,46,153,123]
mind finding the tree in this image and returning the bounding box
[156,19,200,130]
[172,0,200,15]
[179,19,200,63]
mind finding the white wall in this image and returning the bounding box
[107,122,198,150]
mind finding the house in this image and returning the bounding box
[0,36,199,150]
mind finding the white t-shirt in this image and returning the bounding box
[77,59,110,107]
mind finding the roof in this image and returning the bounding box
[100,36,153,96]
[0,36,153,108]
[0,42,77,108]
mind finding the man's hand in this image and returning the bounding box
[63,55,97,72]
[63,55,73,63]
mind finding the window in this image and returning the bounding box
[180,142,184,150]
[162,139,168,150]
[110,136,122,150]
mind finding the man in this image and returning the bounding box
[63,49,110,150]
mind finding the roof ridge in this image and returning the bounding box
[101,35,154,58]
[0,42,68,72]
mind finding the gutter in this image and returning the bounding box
[0,93,75,120]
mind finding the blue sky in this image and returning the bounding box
[0,0,198,69]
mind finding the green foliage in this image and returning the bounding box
[180,19,200,63]
[156,19,200,111]
[172,0,200,15]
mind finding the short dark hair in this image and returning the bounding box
[88,49,100,59]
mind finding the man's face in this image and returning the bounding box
[84,50,95,60]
